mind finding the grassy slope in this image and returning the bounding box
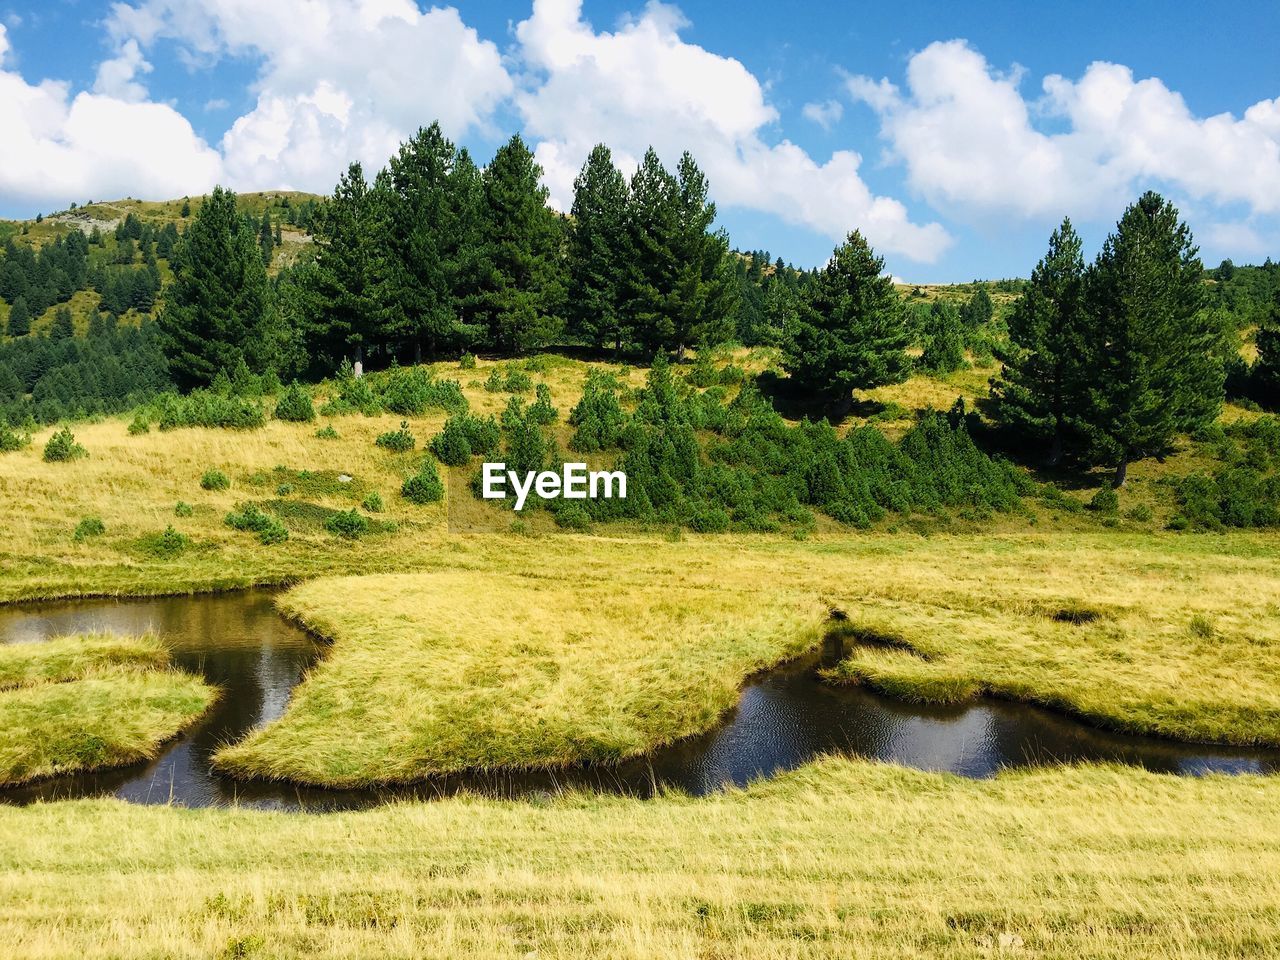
[3,760,1280,958]
[0,191,322,339]
[215,570,826,784]
[0,351,1224,604]
[0,634,215,785]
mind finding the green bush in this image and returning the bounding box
[461,414,501,456]
[1126,503,1153,522]
[1089,487,1119,514]
[484,367,533,393]
[321,364,381,416]
[553,502,592,531]
[153,390,265,430]
[276,483,293,496]
[459,353,477,370]
[528,383,558,425]
[174,501,193,517]
[377,368,467,415]
[137,525,190,558]
[361,492,384,513]
[1175,466,1280,529]
[315,424,339,439]
[127,413,150,435]
[375,421,416,452]
[73,517,105,542]
[401,459,444,505]
[324,508,369,539]
[0,421,31,452]
[430,416,473,467]
[43,426,87,462]
[274,382,316,423]
[200,469,230,491]
[224,503,289,545]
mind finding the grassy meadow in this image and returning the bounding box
[0,634,215,786]
[1,352,1279,957]
[4,761,1280,958]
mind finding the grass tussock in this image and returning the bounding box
[3,760,1280,957]
[0,632,167,690]
[0,633,215,785]
[214,570,827,786]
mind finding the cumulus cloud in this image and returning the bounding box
[104,0,513,192]
[801,99,843,130]
[0,24,222,208]
[514,0,951,262]
[847,40,1280,224]
[92,38,152,102]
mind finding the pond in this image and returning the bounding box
[2,590,1277,811]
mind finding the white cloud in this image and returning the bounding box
[801,99,843,130]
[848,40,1280,224]
[515,0,950,263]
[92,38,152,102]
[103,0,513,192]
[0,24,222,208]
[203,97,229,112]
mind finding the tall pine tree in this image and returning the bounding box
[6,297,30,337]
[623,148,680,356]
[567,144,630,352]
[303,164,382,374]
[1081,192,1224,486]
[157,186,283,388]
[782,231,911,416]
[669,152,736,358]
[1254,289,1280,408]
[378,123,478,360]
[475,135,566,354]
[990,217,1087,465]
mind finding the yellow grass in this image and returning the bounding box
[0,633,215,785]
[215,569,825,784]
[3,760,1280,958]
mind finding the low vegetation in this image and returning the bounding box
[214,569,824,785]
[3,760,1280,957]
[0,633,214,786]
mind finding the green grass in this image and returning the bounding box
[214,569,825,785]
[0,633,167,689]
[3,759,1280,958]
[0,633,216,786]
[204,527,1280,787]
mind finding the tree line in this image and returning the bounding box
[155,124,806,385]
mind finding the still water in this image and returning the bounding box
[2,590,1276,811]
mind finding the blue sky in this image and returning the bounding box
[1,0,1277,281]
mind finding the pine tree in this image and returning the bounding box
[258,210,274,267]
[781,231,912,415]
[304,163,381,374]
[157,186,284,388]
[990,218,1087,464]
[1254,289,1280,407]
[51,306,74,340]
[6,297,31,337]
[377,123,480,360]
[1081,191,1224,486]
[960,286,994,328]
[669,152,736,357]
[475,135,566,354]
[567,144,630,352]
[623,148,680,356]
[919,301,966,373]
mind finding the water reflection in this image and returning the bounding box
[1,591,1276,812]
